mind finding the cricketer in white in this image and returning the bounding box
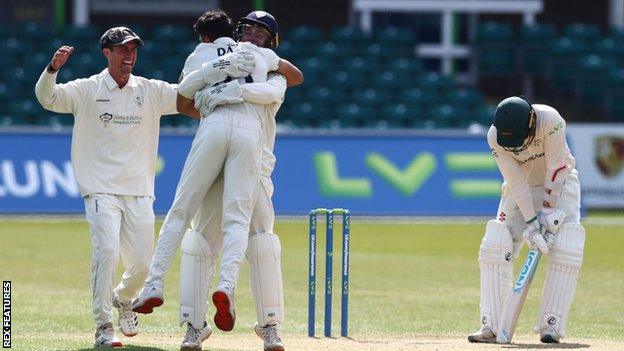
[34,26,179,348]
[469,97,585,344]
[133,34,277,324]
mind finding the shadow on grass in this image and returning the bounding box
[503,342,590,349]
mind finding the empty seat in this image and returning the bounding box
[563,23,600,43]
[445,89,484,109]
[351,87,391,107]
[417,72,453,94]
[336,103,375,127]
[153,25,192,42]
[17,22,52,42]
[308,86,346,106]
[289,26,323,43]
[399,88,437,108]
[381,102,423,128]
[9,99,44,120]
[290,102,331,127]
[342,56,376,77]
[62,25,100,43]
[576,54,614,107]
[428,104,468,128]
[548,37,589,94]
[2,37,34,57]
[386,57,423,77]
[475,22,516,75]
[326,70,365,91]
[520,23,556,75]
[374,27,415,52]
[330,26,371,51]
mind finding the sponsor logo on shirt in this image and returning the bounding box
[518,152,545,164]
[99,112,113,126]
[133,95,144,107]
[96,99,110,102]
[98,112,142,126]
[548,122,563,135]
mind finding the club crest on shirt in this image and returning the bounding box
[133,95,144,107]
[99,112,113,126]
[532,138,542,148]
[595,135,624,178]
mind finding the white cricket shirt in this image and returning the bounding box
[487,104,576,221]
[240,73,287,177]
[35,68,178,198]
[181,37,282,174]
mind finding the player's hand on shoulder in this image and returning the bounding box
[50,46,74,71]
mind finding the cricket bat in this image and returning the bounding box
[496,248,542,344]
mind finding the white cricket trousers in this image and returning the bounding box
[146,110,262,293]
[84,194,155,327]
[192,174,275,243]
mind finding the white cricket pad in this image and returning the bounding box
[179,230,216,329]
[478,220,514,334]
[247,233,283,326]
[535,223,585,338]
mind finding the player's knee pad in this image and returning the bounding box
[247,232,283,326]
[179,229,217,328]
[478,220,514,333]
[535,223,585,338]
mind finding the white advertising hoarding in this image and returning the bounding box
[567,124,624,208]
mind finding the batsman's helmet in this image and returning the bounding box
[235,10,280,48]
[493,96,536,153]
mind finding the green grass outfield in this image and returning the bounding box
[0,217,623,350]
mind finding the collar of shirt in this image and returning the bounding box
[212,37,236,45]
[102,68,138,90]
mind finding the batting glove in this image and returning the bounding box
[523,217,551,254]
[195,80,243,117]
[200,50,255,85]
[538,207,566,235]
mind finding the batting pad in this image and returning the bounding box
[479,220,514,334]
[535,223,585,338]
[247,232,283,326]
[179,229,216,329]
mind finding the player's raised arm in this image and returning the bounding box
[35,46,81,113]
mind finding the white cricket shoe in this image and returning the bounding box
[94,322,123,348]
[113,294,139,337]
[467,327,497,343]
[540,327,561,343]
[212,289,236,331]
[132,282,164,314]
[253,323,284,351]
[180,322,212,351]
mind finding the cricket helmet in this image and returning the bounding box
[235,10,280,48]
[494,96,536,152]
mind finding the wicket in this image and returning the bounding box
[308,208,350,338]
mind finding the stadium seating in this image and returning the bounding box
[474,22,516,76]
[2,23,499,130]
[519,23,556,75]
